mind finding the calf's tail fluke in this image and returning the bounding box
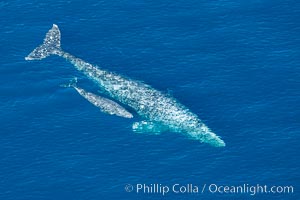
[60,77,78,88]
[25,24,62,60]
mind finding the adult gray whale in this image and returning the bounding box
[61,78,133,119]
[25,24,225,147]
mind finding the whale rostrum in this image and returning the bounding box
[25,24,225,147]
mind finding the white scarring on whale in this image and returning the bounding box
[25,24,225,147]
[61,78,133,119]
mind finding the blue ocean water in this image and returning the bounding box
[0,0,299,199]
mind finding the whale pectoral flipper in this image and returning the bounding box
[132,121,168,135]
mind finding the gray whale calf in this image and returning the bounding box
[61,78,133,118]
[25,24,225,147]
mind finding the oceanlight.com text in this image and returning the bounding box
[208,183,294,196]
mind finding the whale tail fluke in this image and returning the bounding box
[25,24,62,60]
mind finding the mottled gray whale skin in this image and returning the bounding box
[25,24,225,147]
[61,78,133,119]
